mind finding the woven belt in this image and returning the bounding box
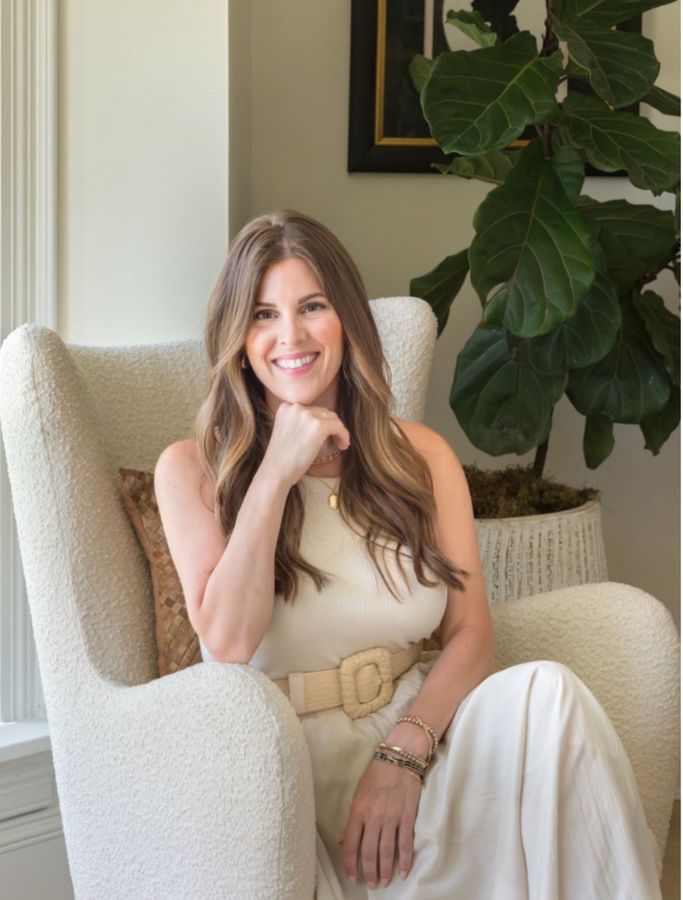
[272,641,423,719]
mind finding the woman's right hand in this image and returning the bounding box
[260,402,351,488]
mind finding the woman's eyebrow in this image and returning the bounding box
[254,292,325,309]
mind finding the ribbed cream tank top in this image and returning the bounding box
[199,474,448,678]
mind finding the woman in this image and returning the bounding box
[154,209,661,899]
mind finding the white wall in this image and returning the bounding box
[59,0,229,344]
[56,0,680,627]
[247,0,681,627]
[0,836,73,899]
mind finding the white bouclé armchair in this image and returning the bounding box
[0,298,679,899]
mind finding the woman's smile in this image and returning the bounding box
[245,257,344,413]
[273,352,320,374]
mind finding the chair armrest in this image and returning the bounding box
[491,581,680,866]
[52,661,316,900]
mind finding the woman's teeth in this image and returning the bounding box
[275,353,318,369]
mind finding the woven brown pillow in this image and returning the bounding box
[118,467,202,676]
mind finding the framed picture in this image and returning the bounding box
[348,0,642,174]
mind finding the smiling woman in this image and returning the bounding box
[245,256,345,419]
[153,209,662,899]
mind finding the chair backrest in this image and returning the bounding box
[0,297,437,721]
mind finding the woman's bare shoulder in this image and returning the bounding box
[157,437,200,472]
[156,438,215,507]
[390,417,448,462]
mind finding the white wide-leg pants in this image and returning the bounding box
[314,660,662,900]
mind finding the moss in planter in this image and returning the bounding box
[463,463,600,519]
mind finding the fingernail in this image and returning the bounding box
[381,878,389,887]
[349,874,356,884]
[368,882,376,889]
[400,870,408,880]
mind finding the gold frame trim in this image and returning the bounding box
[372,0,531,151]
[374,0,433,146]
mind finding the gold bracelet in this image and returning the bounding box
[395,715,438,761]
[377,743,429,768]
[376,751,427,778]
[373,751,425,784]
[374,745,429,778]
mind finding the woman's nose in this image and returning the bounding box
[277,313,306,343]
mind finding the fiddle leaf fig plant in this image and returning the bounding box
[409,0,680,475]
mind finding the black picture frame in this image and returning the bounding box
[348,0,643,175]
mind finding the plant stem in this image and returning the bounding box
[541,0,559,58]
[540,0,559,157]
[533,437,549,480]
[635,239,681,291]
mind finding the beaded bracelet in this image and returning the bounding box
[377,743,429,768]
[395,715,439,761]
[373,751,425,784]
[374,744,429,779]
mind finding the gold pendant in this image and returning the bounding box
[329,492,339,510]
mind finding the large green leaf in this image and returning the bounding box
[451,326,568,456]
[551,20,659,109]
[584,413,615,468]
[524,234,621,373]
[641,383,680,453]
[470,140,595,337]
[632,290,680,385]
[551,143,586,203]
[471,0,519,41]
[420,32,563,156]
[577,197,677,294]
[555,0,674,28]
[641,84,681,117]
[409,250,470,338]
[432,149,520,184]
[409,54,435,94]
[444,10,497,48]
[567,290,670,422]
[553,95,680,193]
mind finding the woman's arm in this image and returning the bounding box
[155,439,292,663]
[340,427,494,888]
[384,424,495,755]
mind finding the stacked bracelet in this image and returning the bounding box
[372,715,439,786]
[373,748,427,784]
[395,715,439,761]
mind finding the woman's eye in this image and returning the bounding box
[253,302,325,320]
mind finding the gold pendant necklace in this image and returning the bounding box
[327,479,340,510]
[308,448,342,509]
[305,474,340,509]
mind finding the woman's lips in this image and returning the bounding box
[273,352,320,375]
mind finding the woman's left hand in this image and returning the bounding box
[339,756,422,889]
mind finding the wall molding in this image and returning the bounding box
[1,0,57,722]
[0,798,64,855]
[0,0,59,823]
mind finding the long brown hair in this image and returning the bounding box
[194,209,469,602]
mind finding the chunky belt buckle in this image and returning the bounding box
[338,647,394,720]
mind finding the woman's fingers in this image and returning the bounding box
[397,817,415,880]
[340,818,363,884]
[378,823,399,886]
[360,821,382,889]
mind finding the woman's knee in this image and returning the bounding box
[507,659,585,697]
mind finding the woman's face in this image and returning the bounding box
[245,256,345,416]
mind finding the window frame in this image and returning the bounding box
[0,0,60,843]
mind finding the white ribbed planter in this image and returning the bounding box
[475,498,608,606]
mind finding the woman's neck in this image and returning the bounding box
[308,437,343,477]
